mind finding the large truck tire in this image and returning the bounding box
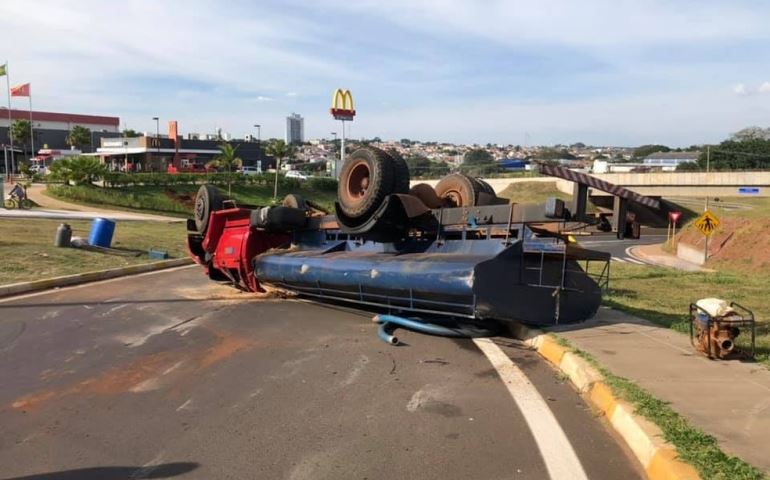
[386,148,411,194]
[434,173,480,207]
[409,183,444,209]
[338,147,396,219]
[475,178,495,196]
[194,184,224,234]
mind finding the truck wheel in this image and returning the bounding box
[475,178,495,196]
[386,148,411,194]
[338,147,395,219]
[434,173,479,207]
[194,184,223,234]
[409,183,443,209]
[282,193,307,210]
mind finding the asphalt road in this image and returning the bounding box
[577,228,667,264]
[0,267,643,480]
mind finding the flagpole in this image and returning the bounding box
[5,60,14,177]
[28,87,34,161]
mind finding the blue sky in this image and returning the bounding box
[2,0,770,146]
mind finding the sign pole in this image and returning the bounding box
[339,120,345,180]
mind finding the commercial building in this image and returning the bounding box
[643,151,700,170]
[95,135,270,172]
[0,108,120,156]
[285,113,304,144]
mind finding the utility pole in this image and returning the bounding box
[254,124,261,170]
[704,146,710,264]
[153,116,159,171]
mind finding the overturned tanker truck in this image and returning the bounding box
[187,147,610,327]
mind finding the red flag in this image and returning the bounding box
[11,83,30,97]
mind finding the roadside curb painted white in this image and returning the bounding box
[508,324,701,480]
[0,258,194,298]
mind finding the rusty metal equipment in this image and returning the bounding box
[187,147,611,327]
[689,299,755,359]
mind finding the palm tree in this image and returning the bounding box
[65,125,92,151]
[266,139,293,200]
[210,143,242,195]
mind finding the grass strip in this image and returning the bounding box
[552,334,766,480]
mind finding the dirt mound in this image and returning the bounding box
[165,188,195,208]
[678,217,770,272]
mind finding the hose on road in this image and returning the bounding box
[372,313,501,346]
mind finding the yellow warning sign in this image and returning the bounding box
[694,210,720,236]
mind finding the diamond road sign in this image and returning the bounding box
[694,210,720,236]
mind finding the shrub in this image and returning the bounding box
[307,176,338,192]
[49,156,106,185]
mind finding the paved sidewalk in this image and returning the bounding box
[630,243,707,272]
[2,182,183,222]
[551,307,770,473]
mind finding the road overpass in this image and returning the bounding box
[411,171,770,198]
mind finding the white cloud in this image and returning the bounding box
[254,96,273,102]
[286,92,299,97]
[759,82,770,94]
[734,83,749,96]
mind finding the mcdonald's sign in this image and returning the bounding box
[330,88,355,121]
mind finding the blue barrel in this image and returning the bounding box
[88,217,116,247]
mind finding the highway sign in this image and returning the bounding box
[694,210,720,236]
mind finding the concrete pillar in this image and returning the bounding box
[571,183,589,221]
[613,196,628,239]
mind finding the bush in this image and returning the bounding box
[49,156,106,185]
[307,176,338,192]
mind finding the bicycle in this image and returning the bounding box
[4,186,32,209]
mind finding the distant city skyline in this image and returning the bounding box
[3,1,770,147]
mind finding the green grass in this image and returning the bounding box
[497,181,572,204]
[46,182,338,217]
[0,218,187,285]
[553,335,766,480]
[590,262,770,367]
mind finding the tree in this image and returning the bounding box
[632,144,670,159]
[463,148,494,165]
[700,138,770,170]
[676,161,700,171]
[10,120,31,150]
[122,129,140,138]
[266,139,294,200]
[404,154,431,175]
[731,126,770,142]
[66,125,91,150]
[206,143,243,195]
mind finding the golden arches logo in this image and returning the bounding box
[332,89,354,111]
[330,88,355,120]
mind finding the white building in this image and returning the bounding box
[285,113,304,145]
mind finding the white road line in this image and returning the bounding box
[473,338,588,480]
[0,265,196,304]
[624,257,644,265]
[624,246,650,265]
[611,257,627,263]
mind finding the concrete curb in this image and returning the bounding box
[0,258,194,298]
[510,324,700,480]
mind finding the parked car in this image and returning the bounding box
[285,170,308,181]
[239,166,261,176]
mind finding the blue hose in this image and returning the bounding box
[377,322,399,345]
[372,314,500,346]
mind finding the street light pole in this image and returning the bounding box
[254,124,261,170]
[330,132,337,177]
[152,116,159,171]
